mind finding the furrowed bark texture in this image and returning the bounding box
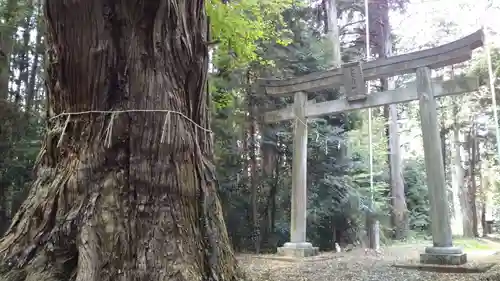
[0,1,241,281]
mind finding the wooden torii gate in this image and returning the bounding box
[258,29,484,264]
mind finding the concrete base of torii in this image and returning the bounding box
[277,242,319,258]
[420,246,467,265]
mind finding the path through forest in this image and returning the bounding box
[238,238,500,281]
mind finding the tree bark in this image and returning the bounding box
[0,0,18,100]
[440,125,447,175]
[479,158,488,237]
[450,103,464,236]
[0,1,241,281]
[384,104,407,240]
[324,0,344,247]
[13,15,32,107]
[0,0,19,235]
[459,132,474,237]
[466,127,479,237]
[471,134,479,237]
[25,11,43,116]
[248,83,260,254]
[376,0,407,240]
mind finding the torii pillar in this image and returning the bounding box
[276,91,319,257]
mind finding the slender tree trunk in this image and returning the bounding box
[248,82,260,254]
[0,0,19,234]
[450,102,464,236]
[34,8,48,115]
[383,104,407,240]
[479,158,488,237]
[324,0,345,248]
[271,150,280,233]
[440,127,447,175]
[325,0,341,66]
[12,15,32,107]
[261,147,279,249]
[376,0,407,240]
[26,14,43,115]
[460,128,474,237]
[467,127,479,237]
[472,135,479,237]
[483,164,494,235]
[261,124,279,249]
[0,0,18,100]
[0,2,241,281]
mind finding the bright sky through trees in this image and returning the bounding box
[391,0,499,50]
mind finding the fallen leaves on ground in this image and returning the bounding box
[237,242,500,281]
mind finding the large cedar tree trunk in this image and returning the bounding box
[0,1,241,281]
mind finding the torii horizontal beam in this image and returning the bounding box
[258,29,484,96]
[263,76,478,123]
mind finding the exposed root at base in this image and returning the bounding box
[0,251,76,281]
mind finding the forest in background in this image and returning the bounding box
[0,0,500,255]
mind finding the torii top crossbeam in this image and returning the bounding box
[256,29,484,96]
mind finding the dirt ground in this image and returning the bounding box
[237,239,500,281]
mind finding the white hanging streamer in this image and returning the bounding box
[50,109,212,148]
[177,115,186,143]
[50,109,212,133]
[105,112,116,148]
[57,114,71,147]
[160,112,171,143]
[194,123,198,143]
[325,136,328,154]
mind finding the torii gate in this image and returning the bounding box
[257,29,484,264]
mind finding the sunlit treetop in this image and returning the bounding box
[206,0,293,68]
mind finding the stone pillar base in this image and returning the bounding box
[420,246,467,265]
[277,242,319,258]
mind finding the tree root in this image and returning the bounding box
[0,251,74,281]
[0,152,244,281]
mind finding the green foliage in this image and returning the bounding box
[346,110,395,238]
[209,1,373,250]
[471,47,500,89]
[209,0,436,251]
[0,101,42,222]
[207,0,293,68]
[403,158,430,232]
